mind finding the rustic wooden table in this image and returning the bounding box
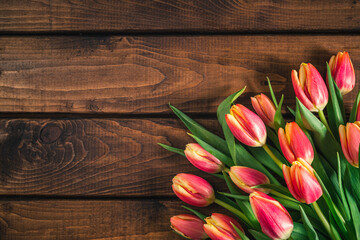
[0,1,359,239]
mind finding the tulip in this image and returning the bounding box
[172,173,215,207]
[170,214,208,240]
[283,159,323,204]
[226,104,267,147]
[278,122,314,164]
[229,166,270,194]
[203,213,244,240]
[328,51,355,95]
[185,143,224,173]
[250,191,293,240]
[339,122,360,168]
[291,63,328,112]
[251,94,277,129]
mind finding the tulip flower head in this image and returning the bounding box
[250,191,293,240]
[339,122,360,168]
[229,166,270,194]
[251,93,277,129]
[226,104,267,147]
[172,173,215,207]
[203,213,244,240]
[292,63,328,112]
[278,122,314,165]
[283,159,323,204]
[185,143,224,173]
[329,51,355,95]
[170,214,208,240]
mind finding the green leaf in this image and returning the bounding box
[292,222,310,240]
[217,87,246,164]
[217,192,249,201]
[170,104,229,155]
[267,77,278,107]
[273,94,285,131]
[231,223,250,240]
[329,212,343,240]
[300,205,320,240]
[337,153,351,221]
[288,106,296,117]
[295,100,305,129]
[158,143,186,157]
[249,229,272,240]
[247,146,285,177]
[349,91,360,122]
[252,184,292,198]
[181,205,207,221]
[326,62,344,140]
[266,127,281,151]
[189,133,234,167]
[344,167,360,239]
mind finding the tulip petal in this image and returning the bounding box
[292,70,316,111]
[278,128,296,164]
[230,166,270,194]
[305,64,328,111]
[346,122,360,167]
[226,113,261,147]
[171,214,207,239]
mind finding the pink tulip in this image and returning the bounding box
[292,63,328,112]
[251,94,277,129]
[339,122,360,168]
[328,51,355,95]
[172,173,215,207]
[226,104,267,147]
[170,214,208,240]
[283,159,323,204]
[203,213,244,240]
[229,166,270,194]
[278,122,314,164]
[185,143,224,173]
[250,191,293,240]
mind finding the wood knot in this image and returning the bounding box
[40,123,62,144]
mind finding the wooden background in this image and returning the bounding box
[0,0,360,239]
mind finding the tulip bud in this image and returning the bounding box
[291,63,328,112]
[283,159,323,204]
[229,166,270,194]
[328,51,355,95]
[185,143,224,173]
[172,173,215,207]
[339,122,360,168]
[278,122,314,164]
[203,213,244,240]
[170,214,208,240]
[251,94,276,129]
[226,104,267,147]
[250,191,293,240]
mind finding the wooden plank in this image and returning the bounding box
[0,199,221,239]
[0,0,359,32]
[1,35,359,113]
[0,118,227,196]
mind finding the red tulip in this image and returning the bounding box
[283,159,323,204]
[171,214,208,240]
[339,122,360,168]
[172,173,215,207]
[328,51,355,95]
[251,94,276,129]
[229,166,270,194]
[203,213,244,240]
[226,104,267,147]
[292,63,328,112]
[278,122,314,164]
[185,143,224,173]
[250,191,293,240]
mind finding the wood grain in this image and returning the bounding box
[1,35,360,113]
[0,199,224,239]
[0,0,359,32]
[0,118,228,196]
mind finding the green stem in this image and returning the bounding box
[214,198,251,227]
[312,201,333,239]
[318,110,335,139]
[224,167,230,173]
[262,144,283,169]
[271,190,298,202]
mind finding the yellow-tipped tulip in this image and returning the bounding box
[203,213,244,240]
[170,214,208,239]
[283,159,323,204]
[226,104,267,147]
[339,122,360,168]
[251,94,276,129]
[229,166,270,194]
[185,143,224,173]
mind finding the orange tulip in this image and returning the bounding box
[251,94,276,129]
[339,122,360,168]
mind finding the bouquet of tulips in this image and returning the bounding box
[159,51,360,240]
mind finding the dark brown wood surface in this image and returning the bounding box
[0,0,359,32]
[1,35,359,114]
[1,0,360,239]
